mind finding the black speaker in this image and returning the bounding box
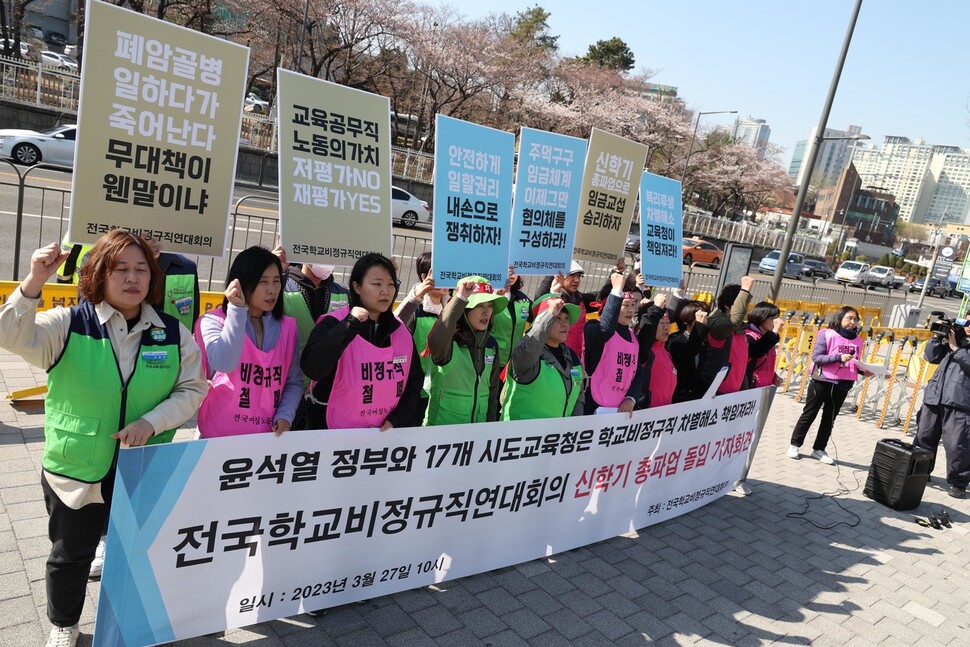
[863,438,933,511]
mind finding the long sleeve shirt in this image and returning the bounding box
[197,303,304,425]
[509,309,585,416]
[0,286,207,507]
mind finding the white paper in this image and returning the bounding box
[852,358,887,376]
[702,366,729,399]
[594,407,619,415]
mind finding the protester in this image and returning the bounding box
[584,270,642,414]
[195,246,302,438]
[301,253,424,430]
[636,293,676,409]
[503,294,585,420]
[0,233,206,647]
[788,306,869,464]
[745,301,785,388]
[423,276,506,425]
[535,261,599,362]
[491,266,533,369]
[913,319,970,498]
[696,276,753,396]
[666,299,710,402]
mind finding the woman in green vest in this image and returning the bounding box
[0,233,207,647]
[424,276,507,425]
[503,294,586,420]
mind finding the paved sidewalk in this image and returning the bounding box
[1,346,968,647]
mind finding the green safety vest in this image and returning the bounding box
[161,273,196,330]
[502,353,583,421]
[412,314,436,398]
[283,288,351,389]
[43,302,181,482]
[492,300,531,368]
[424,340,496,426]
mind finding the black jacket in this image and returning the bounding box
[922,335,970,412]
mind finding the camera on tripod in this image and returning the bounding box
[929,313,969,337]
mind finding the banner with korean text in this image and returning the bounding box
[277,69,392,265]
[69,0,248,256]
[432,115,514,287]
[510,128,587,276]
[93,389,764,646]
[572,128,648,266]
[638,172,684,288]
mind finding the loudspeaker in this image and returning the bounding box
[863,438,932,511]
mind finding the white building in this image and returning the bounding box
[852,136,970,224]
[789,124,863,187]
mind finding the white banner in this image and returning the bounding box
[93,390,765,646]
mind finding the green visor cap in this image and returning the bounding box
[532,293,581,324]
[459,276,509,311]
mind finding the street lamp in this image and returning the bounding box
[770,0,864,301]
[681,110,737,184]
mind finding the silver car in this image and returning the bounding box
[0,124,77,166]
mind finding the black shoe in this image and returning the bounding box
[940,509,953,526]
[947,486,966,499]
[927,514,942,529]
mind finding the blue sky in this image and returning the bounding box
[464,0,970,167]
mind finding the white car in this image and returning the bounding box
[244,92,269,114]
[863,265,895,288]
[392,186,430,228]
[42,51,78,72]
[834,260,870,286]
[0,124,77,166]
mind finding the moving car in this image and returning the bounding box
[0,124,76,166]
[863,265,895,288]
[834,260,870,286]
[758,250,805,278]
[801,259,833,279]
[682,237,723,267]
[909,276,949,298]
[392,186,431,228]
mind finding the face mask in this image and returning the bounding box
[308,264,334,280]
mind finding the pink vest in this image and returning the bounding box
[745,325,778,388]
[196,308,298,438]
[325,306,414,429]
[818,329,864,381]
[709,330,749,395]
[590,329,638,407]
[565,301,587,363]
[648,341,676,408]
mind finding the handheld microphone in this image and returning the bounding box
[843,347,856,367]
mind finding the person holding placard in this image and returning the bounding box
[491,266,533,370]
[301,253,424,430]
[0,232,207,647]
[195,246,303,438]
[583,270,642,414]
[423,276,506,425]
[502,294,585,420]
[535,261,598,362]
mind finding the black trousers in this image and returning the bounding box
[41,469,115,628]
[790,379,849,451]
[914,403,970,489]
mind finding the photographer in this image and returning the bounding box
[913,317,970,499]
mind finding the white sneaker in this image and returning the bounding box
[787,445,800,459]
[811,449,835,465]
[46,625,78,647]
[89,535,106,579]
[734,481,752,496]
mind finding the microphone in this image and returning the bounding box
[843,347,856,367]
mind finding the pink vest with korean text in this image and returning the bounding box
[818,329,864,382]
[745,325,778,388]
[196,308,297,438]
[648,341,676,408]
[709,331,749,394]
[325,306,414,429]
[590,328,638,407]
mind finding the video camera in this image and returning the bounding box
[929,313,969,338]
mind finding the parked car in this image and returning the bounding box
[834,260,870,286]
[863,265,895,288]
[801,259,834,279]
[682,237,723,268]
[44,31,67,47]
[244,92,269,114]
[625,225,640,255]
[1,39,31,58]
[758,250,805,278]
[392,186,431,228]
[0,124,77,166]
[22,25,44,41]
[42,51,77,72]
[909,276,950,298]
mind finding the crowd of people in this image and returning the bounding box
[0,231,908,647]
